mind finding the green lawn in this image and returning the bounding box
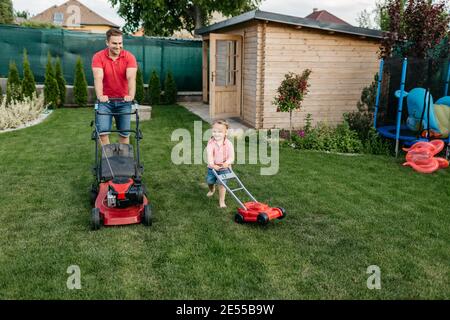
[0,105,449,299]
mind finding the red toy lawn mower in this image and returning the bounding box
[212,168,286,225]
[90,100,152,230]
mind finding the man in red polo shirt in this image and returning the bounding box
[92,28,137,145]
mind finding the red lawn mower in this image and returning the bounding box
[90,101,152,230]
[212,168,286,225]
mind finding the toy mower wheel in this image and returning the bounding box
[257,212,269,226]
[235,213,244,224]
[276,207,286,220]
[142,204,152,226]
[91,208,101,230]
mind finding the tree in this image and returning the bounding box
[6,60,22,104]
[357,9,375,29]
[148,70,161,105]
[44,53,60,108]
[7,60,20,88]
[109,0,262,36]
[54,57,66,107]
[356,0,395,30]
[273,70,312,132]
[163,70,177,105]
[0,0,14,24]
[135,67,145,104]
[73,56,88,107]
[14,10,29,19]
[22,49,36,99]
[380,0,449,59]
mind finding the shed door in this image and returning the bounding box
[209,33,242,119]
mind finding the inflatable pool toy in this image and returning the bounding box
[402,140,449,173]
[396,88,450,138]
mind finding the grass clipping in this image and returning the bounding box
[0,93,47,130]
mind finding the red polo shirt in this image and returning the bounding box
[91,48,137,98]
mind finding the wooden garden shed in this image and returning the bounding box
[195,10,383,129]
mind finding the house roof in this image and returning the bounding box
[30,0,119,28]
[195,10,382,39]
[305,9,351,26]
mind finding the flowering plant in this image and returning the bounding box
[0,93,46,130]
[273,69,312,131]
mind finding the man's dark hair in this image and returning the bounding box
[106,28,123,41]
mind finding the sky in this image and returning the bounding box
[11,0,378,27]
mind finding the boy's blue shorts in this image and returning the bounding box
[95,101,132,137]
[206,168,231,185]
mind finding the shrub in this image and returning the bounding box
[6,60,23,105]
[362,127,393,155]
[273,69,312,130]
[135,67,145,104]
[0,92,45,130]
[54,57,66,107]
[22,49,36,100]
[289,115,363,154]
[344,73,378,141]
[0,84,3,104]
[343,111,373,140]
[163,70,177,105]
[44,53,59,108]
[148,70,161,105]
[73,56,88,107]
[18,21,60,29]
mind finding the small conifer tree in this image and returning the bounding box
[73,56,88,107]
[135,67,145,104]
[163,70,177,105]
[54,57,66,107]
[44,52,60,108]
[22,49,36,99]
[148,70,161,105]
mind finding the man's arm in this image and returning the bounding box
[125,67,137,102]
[92,68,108,102]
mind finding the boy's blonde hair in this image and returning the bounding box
[212,119,229,130]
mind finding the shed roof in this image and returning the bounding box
[195,10,382,39]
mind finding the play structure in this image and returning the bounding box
[374,58,450,156]
[90,100,152,230]
[403,140,449,174]
[212,168,286,225]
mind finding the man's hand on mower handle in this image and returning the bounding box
[98,95,109,103]
[124,95,134,102]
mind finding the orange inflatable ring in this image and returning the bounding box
[403,140,447,173]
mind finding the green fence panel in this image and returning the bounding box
[0,25,203,91]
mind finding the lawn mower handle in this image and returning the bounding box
[95,111,138,116]
[94,98,139,116]
[96,98,138,103]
